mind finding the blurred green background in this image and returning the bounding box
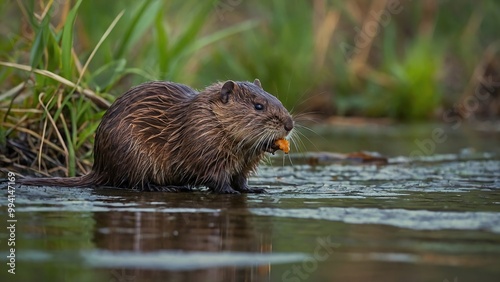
[1,0,499,176]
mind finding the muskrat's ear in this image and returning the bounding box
[221,80,236,104]
[253,79,262,89]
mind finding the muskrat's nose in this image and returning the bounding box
[284,117,294,132]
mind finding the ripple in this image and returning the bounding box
[251,207,500,233]
[83,250,309,270]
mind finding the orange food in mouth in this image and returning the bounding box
[275,138,290,154]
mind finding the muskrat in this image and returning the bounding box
[19,79,294,193]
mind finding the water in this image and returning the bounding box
[1,123,499,282]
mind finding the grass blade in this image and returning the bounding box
[155,6,169,76]
[61,0,82,79]
[29,13,51,68]
[185,20,259,55]
[114,0,156,59]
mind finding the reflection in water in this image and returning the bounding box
[91,193,275,281]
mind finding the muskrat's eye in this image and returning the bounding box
[254,103,265,111]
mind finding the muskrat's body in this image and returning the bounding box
[20,80,294,193]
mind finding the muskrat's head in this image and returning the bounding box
[209,79,294,154]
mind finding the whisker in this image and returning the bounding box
[293,129,320,152]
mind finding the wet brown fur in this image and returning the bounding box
[19,80,294,193]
